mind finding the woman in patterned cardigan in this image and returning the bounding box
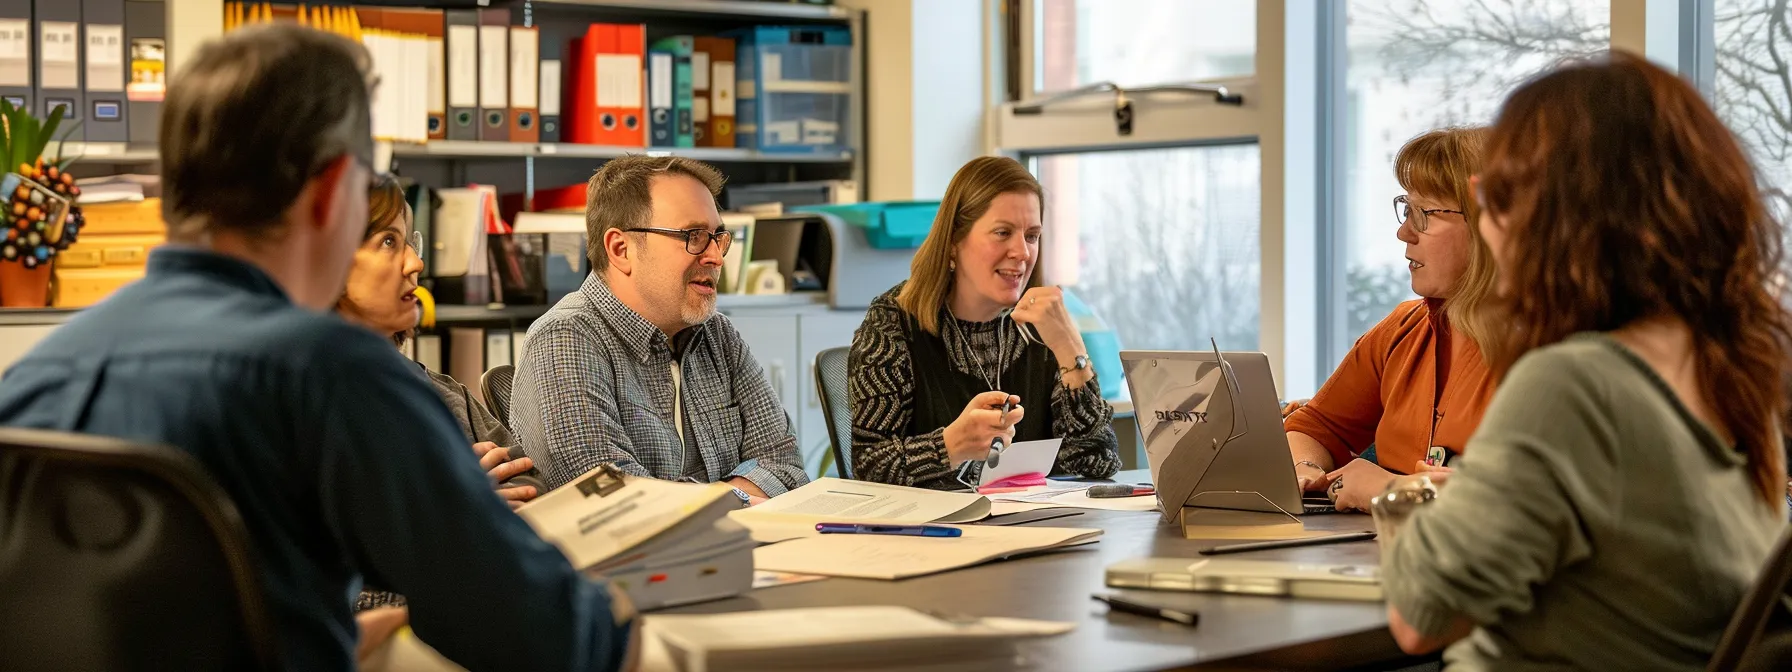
[847,156,1120,490]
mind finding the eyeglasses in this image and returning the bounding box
[630,227,733,256]
[408,230,425,262]
[1394,195,1465,234]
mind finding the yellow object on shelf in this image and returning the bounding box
[414,285,436,328]
[79,199,163,236]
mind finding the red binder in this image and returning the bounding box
[566,23,645,147]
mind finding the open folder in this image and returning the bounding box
[730,478,992,543]
[753,524,1102,580]
[516,465,753,610]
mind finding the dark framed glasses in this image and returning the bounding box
[1394,195,1465,234]
[630,227,733,256]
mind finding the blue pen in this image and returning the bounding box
[814,523,964,538]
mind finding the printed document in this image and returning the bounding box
[753,524,1102,580]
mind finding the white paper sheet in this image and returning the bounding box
[743,478,990,523]
[979,438,1062,486]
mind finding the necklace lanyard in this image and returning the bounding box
[946,307,1008,392]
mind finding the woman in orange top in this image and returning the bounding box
[1283,127,1499,512]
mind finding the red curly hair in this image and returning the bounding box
[1477,52,1791,506]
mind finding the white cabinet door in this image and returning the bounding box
[797,310,865,476]
[727,314,802,449]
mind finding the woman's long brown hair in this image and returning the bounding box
[1478,52,1791,506]
[897,156,1045,335]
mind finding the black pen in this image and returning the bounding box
[1198,531,1377,555]
[1092,594,1199,627]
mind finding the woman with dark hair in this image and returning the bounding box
[1384,52,1791,669]
[337,175,545,611]
[849,156,1120,489]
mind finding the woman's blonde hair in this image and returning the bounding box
[896,156,1044,335]
[1394,127,1495,350]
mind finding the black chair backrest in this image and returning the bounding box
[1711,525,1792,671]
[0,428,277,671]
[481,364,516,430]
[813,346,853,479]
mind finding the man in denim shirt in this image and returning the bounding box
[512,156,807,502]
[0,26,634,671]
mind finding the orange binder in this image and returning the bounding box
[693,36,735,148]
[567,23,645,147]
[508,25,540,143]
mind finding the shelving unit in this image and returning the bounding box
[61,143,161,165]
[532,0,851,21]
[392,141,853,164]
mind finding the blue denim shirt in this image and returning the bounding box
[0,248,630,672]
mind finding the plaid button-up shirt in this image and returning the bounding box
[511,273,808,495]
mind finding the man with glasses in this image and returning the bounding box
[0,26,637,670]
[511,155,807,503]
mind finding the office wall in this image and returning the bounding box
[840,0,987,202]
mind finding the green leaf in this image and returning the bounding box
[50,119,82,165]
[28,105,63,167]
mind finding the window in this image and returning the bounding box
[1713,0,1792,195]
[1334,0,1610,365]
[1032,0,1254,93]
[1032,145,1262,351]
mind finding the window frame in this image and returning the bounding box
[992,0,1323,397]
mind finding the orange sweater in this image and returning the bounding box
[1285,299,1496,474]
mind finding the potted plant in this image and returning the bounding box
[0,100,83,308]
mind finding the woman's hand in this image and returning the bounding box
[942,391,1024,467]
[1411,460,1454,488]
[1318,458,1399,513]
[1294,460,1328,491]
[1281,398,1311,418]
[354,606,408,665]
[474,442,538,510]
[1009,286,1086,362]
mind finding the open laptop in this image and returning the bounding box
[1119,348,1337,519]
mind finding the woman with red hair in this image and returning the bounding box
[1383,52,1790,668]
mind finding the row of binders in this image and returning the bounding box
[0,0,166,145]
[225,3,844,152]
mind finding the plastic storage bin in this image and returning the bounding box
[795,201,938,250]
[727,26,852,154]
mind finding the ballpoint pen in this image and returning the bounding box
[988,397,1013,468]
[815,523,964,538]
[1092,594,1199,627]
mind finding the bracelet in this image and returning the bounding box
[1295,460,1325,473]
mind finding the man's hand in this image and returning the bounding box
[726,476,769,500]
[1318,459,1399,513]
[474,441,538,509]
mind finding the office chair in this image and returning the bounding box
[1710,526,1792,672]
[0,427,278,671]
[481,364,516,430]
[813,346,854,479]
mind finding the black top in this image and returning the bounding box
[902,300,1056,446]
[848,283,1121,490]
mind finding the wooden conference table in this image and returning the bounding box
[660,472,1426,671]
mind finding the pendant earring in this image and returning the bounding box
[949,259,956,272]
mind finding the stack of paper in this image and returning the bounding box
[517,466,753,610]
[641,606,1076,671]
[754,524,1102,580]
[730,478,991,543]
